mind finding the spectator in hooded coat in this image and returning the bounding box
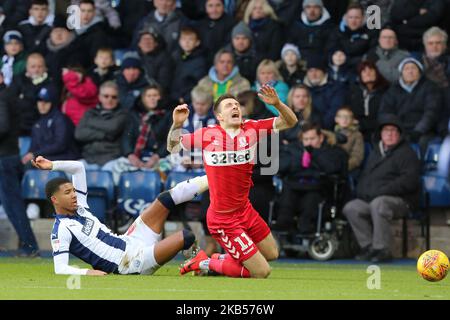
[115,51,150,110]
[22,85,79,165]
[136,29,173,96]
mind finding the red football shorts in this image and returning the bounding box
[207,201,271,263]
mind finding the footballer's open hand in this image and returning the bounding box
[172,104,189,127]
[31,156,53,170]
[258,84,281,106]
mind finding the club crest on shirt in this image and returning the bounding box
[82,218,94,236]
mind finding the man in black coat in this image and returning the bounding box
[274,122,348,234]
[194,0,235,65]
[343,114,421,262]
[75,81,128,168]
[379,57,443,152]
[17,0,52,55]
[328,3,376,71]
[0,77,39,257]
[8,52,55,137]
[132,0,186,54]
[287,0,335,63]
[72,0,110,69]
[225,21,261,84]
[115,52,150,110]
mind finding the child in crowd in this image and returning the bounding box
[334,106,364,173]
[62,64,99,126]
[88,47,118,87]
[276,43,306,88]
[328,48,354,86]
[0,31,27,86]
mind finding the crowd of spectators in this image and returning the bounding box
[1,0,449,261]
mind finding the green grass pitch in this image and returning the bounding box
[0,257,449,300]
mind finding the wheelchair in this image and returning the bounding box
[268,173,357,261]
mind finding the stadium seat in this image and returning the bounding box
[22,169,67,200]
[422,171,450,207]
[18,137,31,158]
[117,171,162,217]
[165,171,206,202]
[424,142,441,172]
[113,49,127,67]
[85,170,115,222]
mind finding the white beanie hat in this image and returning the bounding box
[398,57,424,73]
[281,43,301,60]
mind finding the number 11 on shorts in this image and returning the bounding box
[234,233,254,251]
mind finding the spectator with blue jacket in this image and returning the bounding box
[115,51,150,110]
[21,86,80,166]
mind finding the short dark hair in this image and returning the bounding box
[80,0,95,7]
[346,3,364,14]
[31,0,49,6]
[213,93,238,114]
[301,122,322,136]
[45,177,71,202]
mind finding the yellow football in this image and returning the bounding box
[417,250,449,282]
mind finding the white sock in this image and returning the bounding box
[169,175,208,205]
[199,259,211,271]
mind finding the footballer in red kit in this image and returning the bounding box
[167,85,297,278]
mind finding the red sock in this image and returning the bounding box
[209,258,251,278]
[211,253,230,260]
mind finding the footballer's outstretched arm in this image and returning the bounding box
[167,104,190,153]
[32,156,89,209]
[258,84,298,131]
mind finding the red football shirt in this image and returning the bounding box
[180,118,277,212]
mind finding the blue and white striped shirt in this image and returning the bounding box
[50,161,127,275]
